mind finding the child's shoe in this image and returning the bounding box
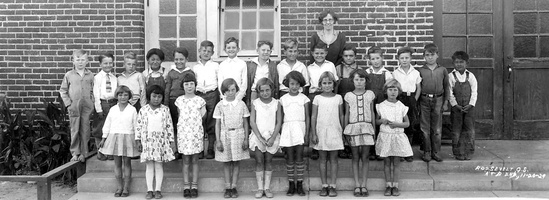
[223,189,232,198]
[405,156,414,162]
[455,155,465,160]
[422,151,432,162]
[264,189,274,198]
[353,187,361,197]
[154,191,163,199]
[464,154,472,160]
[361,187,369,197]
[231,188,238,198]
[206,149,215,159]
[145,191,154,199]
[190,188,198,198]
[319,187,329,196]
[296,181,306,196]
[328,186,337,197]
[183,189,191,198]
[392,187,400,196]
[384,187,392,196]
[286,181,295,196]
[432,153,443,162]
[255,190,264,198]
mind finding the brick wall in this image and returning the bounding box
[280,0,434,67]
[0,0,145,109]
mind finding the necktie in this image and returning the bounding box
[106,74,112,93]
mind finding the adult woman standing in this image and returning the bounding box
[310,10,347,66]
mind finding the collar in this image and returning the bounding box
[311,60,329,68]
[396,66,415,74]
[197,59,213,66]
[422,64,441,70]
[120,70,137,77]
[317,30,340,44]
[252,57,270,66]
[221,99,238,107]
[341,62,357,69]
[451,69,470,75]
[367,66,389,74]
[172,67,189,73]
[72,69,92,75]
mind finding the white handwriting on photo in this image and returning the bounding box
[475,166,546,180]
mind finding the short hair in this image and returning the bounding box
[283,71,306,88]
[317,71,336,88]
[224,37,239,49]
[73,49,88,57]
[367,46,384,57]
[173,47,189,58]
[146,85,164,102]
[383,79,402,95]
[200,40,214,49]
[124,51,136,60]
[180,71,197,89]
[257,40,273,49]
[341,44,357,56]
[146,48,165,61]
[220,78,240,94]
[282,38,298,51]
[255,77,275,99]
[451,51,469,62]
[318,10,339,24]
[349,69,370,82]
[313,43,328,51]
[115,85,133,100]
[397,46,414,57]
[97,52,114,63]
[423,43,439,54]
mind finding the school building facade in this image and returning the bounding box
[0,0,548,140]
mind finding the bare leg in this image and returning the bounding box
[393,156,401,184]
[361,146,371,187]
[223,162,232,189]
[122,156,132,193]
[191,153,199,185]
[384,157,391,183]
[231,161,240,188]
[351,146,360,187]
[254,148,265,172]
[328,151,339,186]
[318,150,328,185]
[183,155,191,188]
[113,156,123,191]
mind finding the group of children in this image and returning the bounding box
[59,38,477,198]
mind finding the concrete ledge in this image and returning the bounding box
[431,172,512,191]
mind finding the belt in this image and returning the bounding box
[100,99,117,103]
[196,89,218,95]
[421,93,443,98]
[402,92,415,97]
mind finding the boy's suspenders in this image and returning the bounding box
[452,71,469,83]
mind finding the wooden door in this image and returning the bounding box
[434,0,504,139]
[503,0,549,139]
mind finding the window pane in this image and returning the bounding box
[242,12,256,30]
[259,11,274,29]
[514,13,537,34]
[260,0,274,7]
[224,31,239,42]
[259,31,274,43]
[541,37,549,57]
[443,0,466,12]
[468,0,492,12]
[160,40,177,61]
[180,40,197,62]
[225,0,240,9]
[443,14,466,35]
[514,0,536,10]
[468,14,492,34]
[180,0,197,14]
[225,12,240,30]
[159,0,176,14]
[468,37,493,58]
[243,0,257,9]
[540,13,549,33]
[514,36,536,58]
[159,17,176,38]
[179,16,197,38]
[241,32,257,51]
[538,0,549,11]
[442,37,466,58]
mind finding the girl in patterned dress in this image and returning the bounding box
[311,71,344,197]
[249,78,282,198]
[99,85,140,197]
[279,71,309,196]
[136,85,175,199]
[343,69,375,197]
[213,78,251,198]
[375,79,413,197]
[175,72,206,198]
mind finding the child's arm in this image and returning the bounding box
[268,102,283,147]
[237,65,248,101]
[249,103,267,145]
[215,119,223,152]
[139,74,147,106]
[242,117,250,150]
[135,110,144,152]
[164,74,172,105]
[338,101,345,130]
[310,104,319,145]
[99,109,113,148]
[414,82,422,101]
[370,100,376,132]
[304,102,310,145]
[442,69,450,110]
[344,101,350,128]
[93,75,102,114]
[388,115,410,129]
[59,73,72,108]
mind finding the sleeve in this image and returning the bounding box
[199,97,207,117]
[415,71,422,84]
[213,103,222,119]
[131,107,138,134]
[302,94,310,104]
[376,104,382,117]
[164,71,172,105]
[402,105,409,119]
[312,95,319,106]
[102,107,113,138]
[448,73,458,107]
[344,92,351,104]
[93,75,102,112]
[469,73,478,106]
[337,95,343,105]
[139,73,147,106]
[241,101,250,117]
[135,108,145,140]
[237,62,248,101]
[164,106,175,142]
[330,63,339,81]
[174,97,182,109]
[366,90,376,102]
[59,72,72,106]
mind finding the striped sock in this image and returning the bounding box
[184,182,191,189]
[295,161,305,181]
[191,182,198,189]
[286,162,295,182]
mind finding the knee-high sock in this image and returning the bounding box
[295,161,305,181]
[286,162,295,182]
[154,162,163,191]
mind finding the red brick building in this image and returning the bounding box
[1,0,548,139]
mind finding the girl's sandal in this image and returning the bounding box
[353,187,361,197]
[121,188,130,197]
[114,189,122,197]
[361,187,369,197]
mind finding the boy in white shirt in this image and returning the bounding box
[218,37,247,101]
[277,38,309,97]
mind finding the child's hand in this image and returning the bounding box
[136,142,142,152]
[454,105,463,112]
[169,142,176,152]
[311,134,319,145]
[304,135,309,146]
[98,138,105,148]
[463,105,473,113]
[380,118,390,125]
[267,136,276,147]
[216,141,224,152]
[242,139,249,150]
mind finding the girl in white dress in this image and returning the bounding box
[175,72,206,198]
[343,69,375,197]
[311,71,344,197]
[375,79,413,197]
[99,85,139,197]
[249,78,282,198]
[279,71,309,196]
[136,85,175,199]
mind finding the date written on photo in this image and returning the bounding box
[475,166,546,180]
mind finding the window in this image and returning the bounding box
[218,0,280,57]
